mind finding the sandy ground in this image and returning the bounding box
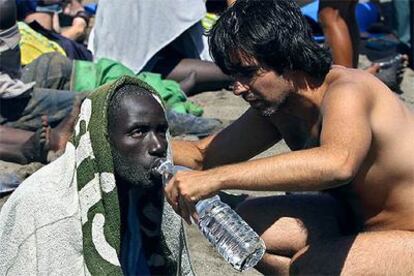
[0,57,413,275]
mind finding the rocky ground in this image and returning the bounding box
[1,58,413,275]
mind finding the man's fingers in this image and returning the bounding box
[164,172,197,224]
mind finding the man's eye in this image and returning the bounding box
[234,72,253,79]
[130,129,145,138]
[158,126,168,136]
[233,68,258,80]
[158,131,167,138]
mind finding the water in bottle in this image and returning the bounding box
[151,158,266,271]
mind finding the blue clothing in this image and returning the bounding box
[0,87,75,131]
[16,0,37,21]
[120,192,151,276]
[16,0,63,21]
[28,21,93,61]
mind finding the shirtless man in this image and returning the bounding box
[165,0,414,274]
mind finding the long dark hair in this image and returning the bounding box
[209,0,332,82]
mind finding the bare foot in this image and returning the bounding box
[19,97,83,164]
[21,117,50,164]
[365,54,408,94]
[47,97,82,154]
[40,115,50,154]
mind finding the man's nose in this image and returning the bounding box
[148,132,167,157]
[233,81,249,96]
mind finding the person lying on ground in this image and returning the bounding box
[0,9,85,165]
[92,0,233,96]
[0,76,194,276]
[1,0,80,131]
[17,0,89,41]
[1,27,219,165]
[0,51,221,165]
[166,0,414,275]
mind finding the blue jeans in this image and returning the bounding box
[0,88,75,131]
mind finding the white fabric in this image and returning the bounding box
[91,0,206,73]
[0,72,35,98]
[0,87,194,275]
[0,24,20,52]
[0,142,194,275]
[0,143,87,275]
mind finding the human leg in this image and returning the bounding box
[319,0,359,68]
[290,230,414,275]
[0,125,39,164]
[0,98,81,164]
[0,88,76,131]
[236,194,348,275]
[166,59,233,96]
[21,52,73,91]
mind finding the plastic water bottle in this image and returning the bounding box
[151,159,266,272]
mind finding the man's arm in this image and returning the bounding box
[172,107,282,170]
[215,84,372,191]
[166,84,373,213]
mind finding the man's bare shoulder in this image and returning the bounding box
[321,66,381,109]
[326,66,378,91]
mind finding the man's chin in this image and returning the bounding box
[260,107,278,117]
[253,104,278,117]
[128,173,158,189]
[114,166,156,190]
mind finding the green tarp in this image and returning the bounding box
[72,58,203,116]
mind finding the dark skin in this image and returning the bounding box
[107,92,169,269]
[108,92,168,192]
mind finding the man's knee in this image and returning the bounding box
[236,198,309,256]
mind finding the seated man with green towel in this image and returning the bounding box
[0,76,194,275]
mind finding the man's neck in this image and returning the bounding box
[117,180,146,199]
[278,71,328,119]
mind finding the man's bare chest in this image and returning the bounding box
[269,113,322,151]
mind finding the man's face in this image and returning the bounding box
[108,93,168,189]
[231,58,292,117]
